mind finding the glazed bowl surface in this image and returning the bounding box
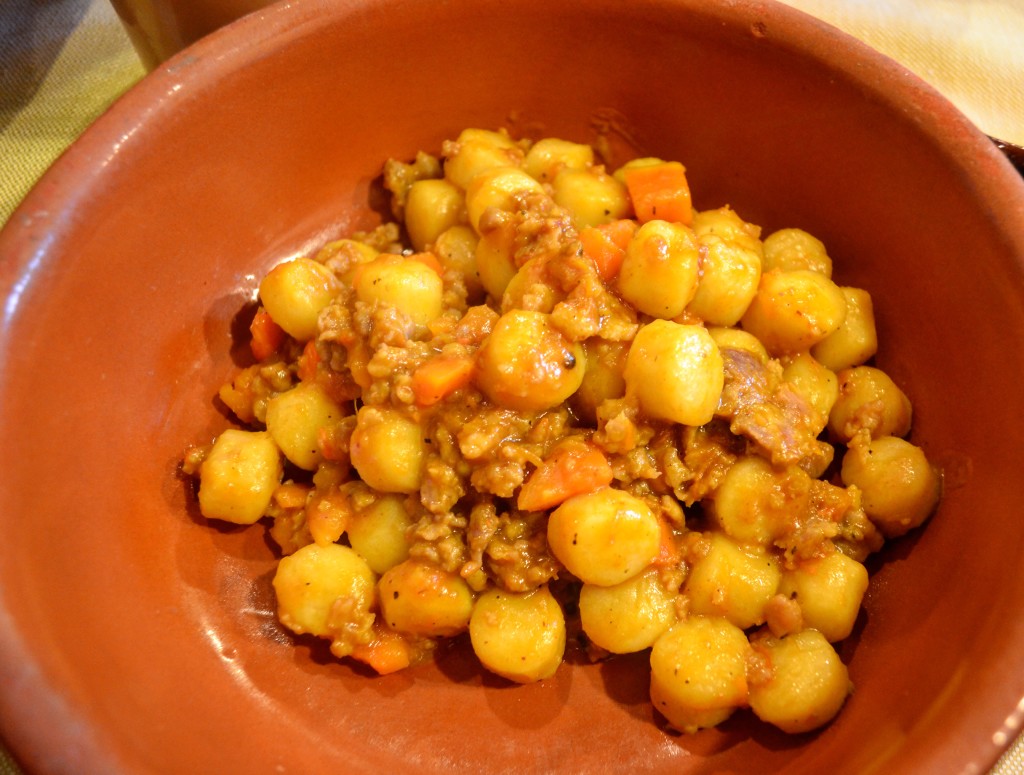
[2,0,1024,773]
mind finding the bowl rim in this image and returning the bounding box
[2,0,1024,773]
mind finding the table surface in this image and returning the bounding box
[1,1,1022,773]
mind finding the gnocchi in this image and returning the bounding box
[183,127,941,740]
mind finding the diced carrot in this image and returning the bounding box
[623,162,693,225]
[272,482,311,510]
[307,488,351,546]
[580,219,638,281]
[347,340,373,390]
[349,261,367,289]
[411,355,476,406]
[249,307,285,361]
[428,314,457,339]
[351,628,413,675]
[317,423,350,463]
[297,339,321,382]
[298,338,362,403]
[408,251,445,276]
[453,305,497,346]
[601,218,638,249]
[517,438,614,512]
[651,517,682,568]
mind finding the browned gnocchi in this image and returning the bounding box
[183,127,941,736]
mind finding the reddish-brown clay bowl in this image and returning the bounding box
[2,0,1024,772]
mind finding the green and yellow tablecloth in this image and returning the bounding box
[1,1,1022,772]
[1,0,144,226]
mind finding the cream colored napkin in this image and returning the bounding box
[779,0,1024,147]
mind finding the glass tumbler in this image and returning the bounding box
[109,0,277,69]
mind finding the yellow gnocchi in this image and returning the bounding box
[547,487,661,587]
[184,127,940,741]
[748,629,851,733]
[469,586,566,683]
[650,616,752,734]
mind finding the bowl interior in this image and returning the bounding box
[2,0,1024,773]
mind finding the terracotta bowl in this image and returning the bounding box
[2,0,1024,772]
